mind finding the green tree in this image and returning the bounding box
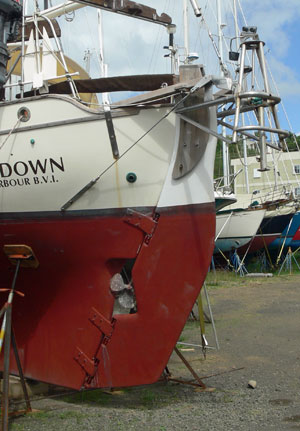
[285,133,300,152]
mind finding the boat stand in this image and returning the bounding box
[0,245,39,431]
[278,247,300,275]
[201,283,220,351]
[164,347,207,389]
[179,282,219,356]
[165,283,219,389]
[230,250,248,276]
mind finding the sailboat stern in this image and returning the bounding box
[94,202,215,388]
[91,68,218,388]
[0,66,217,389]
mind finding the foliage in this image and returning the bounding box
[214,133,300,180]
[214,138,257,180]
[285,133,300,152]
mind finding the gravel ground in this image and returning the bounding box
[7,273,300,431]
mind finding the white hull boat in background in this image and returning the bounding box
[215,208,266,253]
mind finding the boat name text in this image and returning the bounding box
[0,157,65,188]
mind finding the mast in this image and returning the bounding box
[183,0,189,62]
[216,0,230,188]
[183,0,201,64]
[98,9,105,78]
[233,0,249,193]
[233,0,239,51]
[97,9,109,104]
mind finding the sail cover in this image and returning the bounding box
[74,0,172,25]
[23,74,178,96]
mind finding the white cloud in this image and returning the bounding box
[241,0,300,55]
[220,0,300,102]
[267,57,300,98]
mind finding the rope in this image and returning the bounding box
[0,118,22,151]
[200,13,230,77]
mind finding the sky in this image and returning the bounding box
[55,0,300,135]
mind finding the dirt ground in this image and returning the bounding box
[7,272,300,431]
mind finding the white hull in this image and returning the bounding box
[215,209,266,253]
[0,94,216,214]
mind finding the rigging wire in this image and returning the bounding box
[61,86,198,211]
[193,0,208,63]
[34,20,69,70]
[147,0,170,74]
[83,8,102,75]
[200,4,230,77]
[0,119,21,151]
[265,58,300,152]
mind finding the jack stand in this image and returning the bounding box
[211,256,216,275]
[230,250,248,276]
[164,347,206,389]
[0,245,39,431]
[197,290,208,358]
[166,284,219,390]
[202,283,220,351]
[196,283,219,353]
[278,247,300,275]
